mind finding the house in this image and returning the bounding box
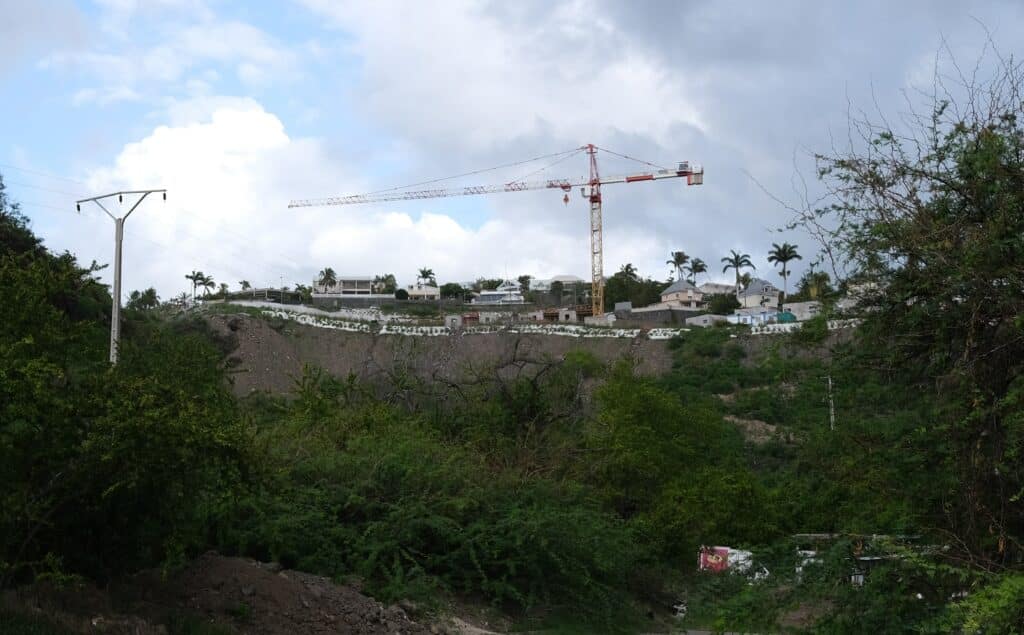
[472,280,525,305]
[782,300,821,322]
[738,278,781,309]
[314,276,376,295]
[531,274,585,292]
[405,284,440,300]
[698,282,736,297]
[660,279,704,309]
[727,307,777,326]
[686,314,729,328]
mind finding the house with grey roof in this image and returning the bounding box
[738,278,781,309]
[660,279,703,309]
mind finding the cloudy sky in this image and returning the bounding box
[2,0,1022,298]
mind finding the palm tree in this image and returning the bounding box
[200,274,215,297]
[239,280,251,291]
[185,270,206,303]
[767,242,802,302]
[317,267,337,290]
[686,258,707,284]
[619,263,639,280]
[721,250,756,297]
[666,251,689,280]
[417,267,436,286]
[517,274,532,293]
[218,282,229,297]
[374,273,397,293]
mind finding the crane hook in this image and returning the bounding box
[563,193,570,205]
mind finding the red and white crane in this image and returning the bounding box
[289,144,703,316]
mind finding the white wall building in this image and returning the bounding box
[314,276,377,295]
[405,284,440,300]
[531,274,585,292]
[698,282,736,296]
[738,278,782,309]
[782,300,822,322]
[686,314,729,328]
[660,279,703,309]
[473,280,525,305]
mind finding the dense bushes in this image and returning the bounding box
[0,201,248,583]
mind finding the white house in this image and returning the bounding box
[532,274,585,292]
[738,278,782,309]
[473,280,525,305]
[405,284,440,300]
[686,314,729,328]
[782,300,821,322]
[660,279,703,309]
[698,282,736,297]
[727,307,777,326]
[314,275,376,295]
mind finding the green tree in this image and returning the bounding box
[706,293,740,315]
[373,273,397,293]
[666,251,689,280]
[126,287,159,311]
[293,283,312,303]
[721,250,755,297]
[317,267,337,289]
[687,257,707,283]
[517,274,531,293]
[199,274,215,297]
[417,267,436,286]
[805,55,1024,571]
[394,288,409,300]
[767,242,801,302]
[439,282,464,300]
[788,269,833,302]
[185,270,204,303]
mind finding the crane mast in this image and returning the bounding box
[289,145,703,318]
[585,144,604,317]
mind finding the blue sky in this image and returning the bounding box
[2,0,1023,298]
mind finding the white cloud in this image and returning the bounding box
[41,6,298,105]
[301,0,703,153]
[71,99,669,300]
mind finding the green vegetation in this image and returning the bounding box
[2,53,1024,632]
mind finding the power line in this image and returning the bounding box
[5,179,87,198]
[0,162,89,186]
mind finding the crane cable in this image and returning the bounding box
[593,146,670,171]
[359,147,584,196]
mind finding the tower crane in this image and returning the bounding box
[289,144,703,316]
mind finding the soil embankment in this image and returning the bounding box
[2,552,431,634]
[210,314,677,396]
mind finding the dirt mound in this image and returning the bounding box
[5,553,432,634]
[723,414,777,445]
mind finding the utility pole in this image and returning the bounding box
[76,189,166,364]
[826,374,836,431]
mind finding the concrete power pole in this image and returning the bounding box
[76,190,166,364]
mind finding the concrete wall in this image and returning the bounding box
[209,314,675,397]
